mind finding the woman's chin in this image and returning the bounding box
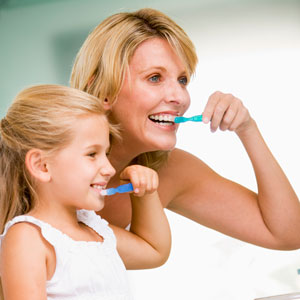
[150,138,177,152]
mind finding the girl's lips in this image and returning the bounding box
[90,183,107,193]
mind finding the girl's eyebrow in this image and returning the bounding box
[84,144,110,152]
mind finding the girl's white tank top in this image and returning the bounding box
[0,210,133,300]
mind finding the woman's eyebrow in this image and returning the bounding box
[138,66,166,74]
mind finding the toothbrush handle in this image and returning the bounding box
[116,183,134,193]
[174,116,188,123]
[190,115,203,122]
[174,115,203,123]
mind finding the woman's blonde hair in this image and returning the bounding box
[70,8,198,170]
[0,84,118,234]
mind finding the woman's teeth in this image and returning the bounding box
[149,114,175,125]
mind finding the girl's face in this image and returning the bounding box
[110,38,191,154]
[47,114,115,212]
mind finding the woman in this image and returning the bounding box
[70,8,300,250]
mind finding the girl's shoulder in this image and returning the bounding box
[0,216,50,255]
[0,218,50,277]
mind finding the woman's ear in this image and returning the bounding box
[103,98,112,111]
[25,149,51,182]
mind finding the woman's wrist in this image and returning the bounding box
[235,117,258,140]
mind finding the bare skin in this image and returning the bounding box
[98,38,300,250]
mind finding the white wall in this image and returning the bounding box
[1,1,300,299]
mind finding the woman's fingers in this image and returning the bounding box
[202,91,250,133]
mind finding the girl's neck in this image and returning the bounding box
[29,199,79,230]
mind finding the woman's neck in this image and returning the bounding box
[108,138,142,176]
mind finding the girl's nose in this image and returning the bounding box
[100,157,116,179]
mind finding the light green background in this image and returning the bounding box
[1,0,298,116]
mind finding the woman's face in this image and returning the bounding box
[110,38,191,154]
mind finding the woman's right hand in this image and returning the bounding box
[202,91,254,136]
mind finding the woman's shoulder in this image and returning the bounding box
[157,148,216,207]
[159,148,212,176]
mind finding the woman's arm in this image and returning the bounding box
[111,165,171,270]
[0,223,48,300]
[163,91,300,250]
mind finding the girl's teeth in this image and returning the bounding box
[92,185,103,190]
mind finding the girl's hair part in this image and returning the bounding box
[70,8,198,170]
[0,84,118,233]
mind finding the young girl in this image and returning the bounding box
[0,84,171,300]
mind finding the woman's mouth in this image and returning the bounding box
[148,113,177,126]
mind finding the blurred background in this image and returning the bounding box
[1,0,300,299]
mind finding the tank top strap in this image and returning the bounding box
[76,210,117,247]
[0,215,70,252]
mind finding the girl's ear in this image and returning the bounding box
[25,149,51,182]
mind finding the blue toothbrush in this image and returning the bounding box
[100,183,134,196]
[173,115,203,123]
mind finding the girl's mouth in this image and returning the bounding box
[90,184,106,194]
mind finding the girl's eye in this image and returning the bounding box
[149,75,160,83]
[178,76,188,85]
[88,152,96,158]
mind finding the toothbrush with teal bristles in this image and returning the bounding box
[173,114,203,123]
[100,183,134,196]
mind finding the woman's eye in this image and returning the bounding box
[178,76,188,85]
[149,75,160,83]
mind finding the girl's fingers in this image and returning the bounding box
[121,165,158,196]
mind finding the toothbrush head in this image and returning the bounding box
[100,189,111,196]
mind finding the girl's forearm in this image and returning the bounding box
[237,119,300,247]
[130,192,171,265]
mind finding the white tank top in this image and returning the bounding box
[0,210,133,300]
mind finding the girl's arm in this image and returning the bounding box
[0,223,48,300]
[163,91,300,250]
[111,165,171,270]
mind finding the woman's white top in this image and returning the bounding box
[0,210,133,300]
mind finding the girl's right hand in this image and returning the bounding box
[119,165,159,197]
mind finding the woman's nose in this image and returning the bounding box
[163,79,189,107]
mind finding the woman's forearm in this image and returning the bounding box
[237,118,300,248]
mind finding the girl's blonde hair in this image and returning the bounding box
[70,8,198,170]
[0,84,118,234]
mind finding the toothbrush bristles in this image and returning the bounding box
[100,190,107,196]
